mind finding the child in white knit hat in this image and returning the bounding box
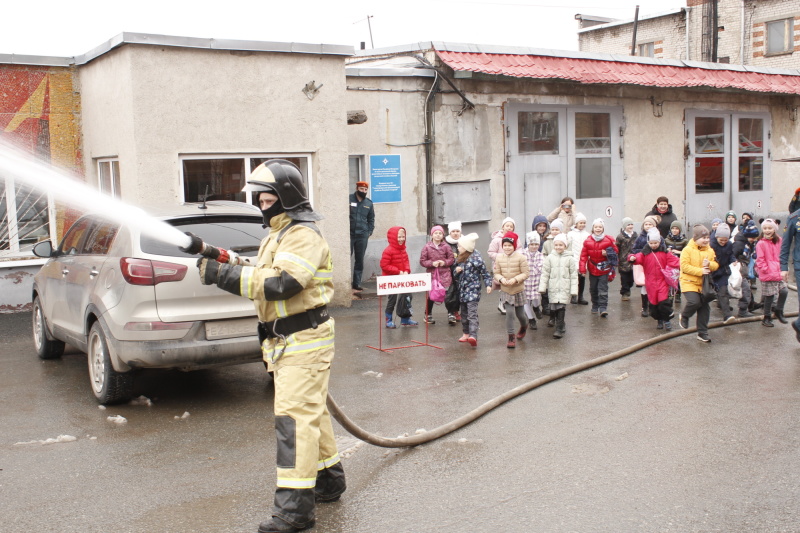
[444,221,463,324]
[540,233,577,339]
[567,212,590,305]
[522,231,544,330]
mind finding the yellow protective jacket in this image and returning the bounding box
[679,238,718,293]
[219,213,334,367]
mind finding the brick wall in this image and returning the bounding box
[578,11,687,59]
[581,0,799,68]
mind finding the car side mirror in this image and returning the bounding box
[32,240,54,258]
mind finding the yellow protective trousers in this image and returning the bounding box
[267,320,344,527]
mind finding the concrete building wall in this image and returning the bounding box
[79,44,353,304]
[425,66,800,229]
[345,74,432,282]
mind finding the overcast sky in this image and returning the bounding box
[2,0,683,57]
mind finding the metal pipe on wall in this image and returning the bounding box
[630,5,640,56]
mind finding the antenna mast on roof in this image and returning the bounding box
[354,15,374,48]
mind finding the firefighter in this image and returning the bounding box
[193,160,345,532]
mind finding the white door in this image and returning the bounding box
[685,111,731,226]
[731,114,770,218]
[567,108,624,233]
[506,104,568,232]
[507,104,623,233]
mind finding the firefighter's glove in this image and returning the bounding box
[197,257,221,285]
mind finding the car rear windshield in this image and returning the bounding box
[141,216,264,257]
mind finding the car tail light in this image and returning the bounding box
[124,321,194,331]
[120,258,188,286]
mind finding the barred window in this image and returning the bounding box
[0,178,51,257]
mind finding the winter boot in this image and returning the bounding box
[534,306,543,319]
[516,324,527,339]
[762,295,774,327]
[775,290,789,323]
[548,315,556,327]
[258,516,314,533]
[385,312,396,329]
[657,320,664,330]
[401,317,418,326]
[528,317,538,330]
[664,320,672,331]
[641,294,650,317]
[553,309,566,339]
[507,334,516,349]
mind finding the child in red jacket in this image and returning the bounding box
[579,218,618,317]
[629,228,681,331]
[380,226,418,328]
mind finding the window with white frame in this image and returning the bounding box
[349,155,365,192]
[97,158,121,198]
[0,176,52,257]
[638,42,655,58]
[766,18,794,55]
[180,155,311,206]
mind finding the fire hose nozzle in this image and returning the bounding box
[180,232,234,264]
[179,232,207,255]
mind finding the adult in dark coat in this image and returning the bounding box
[349,181,375,291]
[644,196,678,239]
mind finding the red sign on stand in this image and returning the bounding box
[367,273,443,353]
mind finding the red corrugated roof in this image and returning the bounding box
[436,50,800,95]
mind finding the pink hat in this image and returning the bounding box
[430,225,445,236]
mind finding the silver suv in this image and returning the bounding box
[31,202,265,404]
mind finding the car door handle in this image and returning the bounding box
[61,268,69,276]
[90,269,100,277]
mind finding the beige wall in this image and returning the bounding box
[80,44,353,304]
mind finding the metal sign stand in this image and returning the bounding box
[366,273,442,353]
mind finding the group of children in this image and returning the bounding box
[378,209,790,347]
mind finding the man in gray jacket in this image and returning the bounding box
[350,181,374,291]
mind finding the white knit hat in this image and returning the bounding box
[448,221,462,232]
[647,228,661,242]
[592,218,605,229]
[526,231,540,245]
[458,233,479,253]
[550,219,565,232]
[575,212,587,223]
[554,234,568,245]
[501,217,516,230]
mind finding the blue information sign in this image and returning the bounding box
[369,154,402,204]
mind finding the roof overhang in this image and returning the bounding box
[433,44,800,96]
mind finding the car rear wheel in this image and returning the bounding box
[88,322,134,404]
[32,295,65,360]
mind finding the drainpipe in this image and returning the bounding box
[630,5,640,56]
[740,0,746,65]
[424,72,440,230]
[685,7,691,60]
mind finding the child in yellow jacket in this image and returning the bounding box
[678,224,719,342]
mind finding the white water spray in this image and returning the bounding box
[0,141,191,250]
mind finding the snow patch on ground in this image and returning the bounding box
[107,415,127,424]
[129,395,153,406]
[174,411,190,420]
[362,370,383,378]
[14,434,77,446]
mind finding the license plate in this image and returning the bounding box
[205,318,258,340]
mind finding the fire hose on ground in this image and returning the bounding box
[327,300,798,449]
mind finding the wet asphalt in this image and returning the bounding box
[2,284,800,533]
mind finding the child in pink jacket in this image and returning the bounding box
[755,218,789,327]
[629,228,681,331]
